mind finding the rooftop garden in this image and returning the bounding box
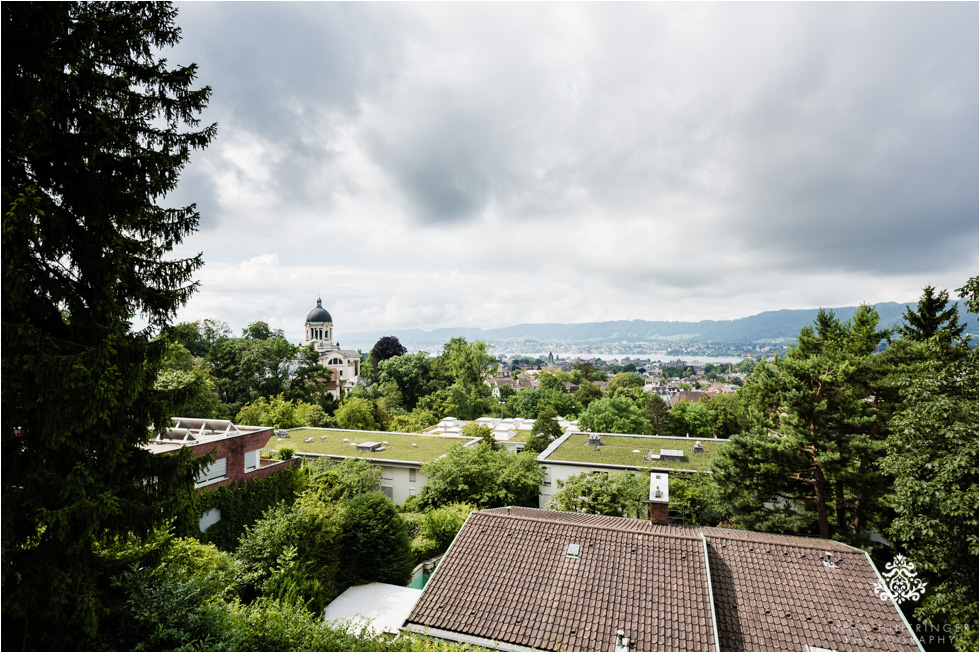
[264,428,479,464]
[542,433,727,472]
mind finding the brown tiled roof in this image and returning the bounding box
[407,509,715,651]
[404,508,920,652]
[706,536,916,652]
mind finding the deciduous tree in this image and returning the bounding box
[578,397,652,434]
[369,336,407,384]
[416,444,542,509]
[547,470,646,518]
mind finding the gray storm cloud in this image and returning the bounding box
[168,1,978,334]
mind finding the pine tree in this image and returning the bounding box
[2,3,215,647]
[899,285,966,345]
[723,306,892,540]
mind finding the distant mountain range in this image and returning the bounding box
[342,301,979,353]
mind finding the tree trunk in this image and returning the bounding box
[813,464,832,539]
[852,454,870,536]
[835,479,847,535]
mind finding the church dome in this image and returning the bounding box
[305,298,332,323]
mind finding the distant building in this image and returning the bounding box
[303,297,361,397]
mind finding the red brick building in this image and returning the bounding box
[145,417,297,488]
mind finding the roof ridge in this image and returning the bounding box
[701,527,860,552]
[476,510,703,540]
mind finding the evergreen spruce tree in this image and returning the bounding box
[899,284,966,346]
[2,3,214,647]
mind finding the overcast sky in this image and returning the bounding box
[165,2,978,343]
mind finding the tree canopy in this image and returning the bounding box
[415,443,542,510]
[547,470,647,518]
[578,397,652,435]
[2,3,214,646]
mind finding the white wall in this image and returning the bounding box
[378,463,427,505]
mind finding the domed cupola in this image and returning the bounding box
[306,297,332,324]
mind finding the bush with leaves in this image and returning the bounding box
[546,470,647,518]
[422,503,476,551]
[335,396,380,431]
[578,397,652,434]
[98,536,237,651]
[196,462,305,551]
[416,443,542,510]
[668,400,716,439]
[669,473,726,525]
[303,457,383,503]
[336,493,413,588]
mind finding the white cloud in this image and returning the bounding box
[169,2,978,338]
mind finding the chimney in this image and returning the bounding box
[615,629,630,652]
[648,472,669,525]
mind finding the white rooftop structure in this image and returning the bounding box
[650,472,669,504]
[322,582,423,635]
[144,418,268,455]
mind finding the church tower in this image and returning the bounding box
[300,298,362,395]
[304,297,334,352]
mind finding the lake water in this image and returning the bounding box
[501,352,748,365]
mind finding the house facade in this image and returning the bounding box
[145,417,296,489]
[145,417,298,532]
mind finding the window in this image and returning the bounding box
[244,449,260,472]
[542,467,551,486]
[199,508,221,532]
[409,487,417,496]
[195,458,227,486]
[382,466,393,480]
[382,486,394,500]
[409,468,417,483]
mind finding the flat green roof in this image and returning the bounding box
[542,433,726,472]
[264,428,479,464]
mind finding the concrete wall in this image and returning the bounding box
[377,462,428,505]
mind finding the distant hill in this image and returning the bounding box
[342,301,979,352]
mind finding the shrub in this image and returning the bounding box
[401,512,426,539]
[410,536,441,566]
[336,493,413,588]
[422,503,476,551]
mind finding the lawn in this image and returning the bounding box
[543,433,727,472]
[264,428,479,464]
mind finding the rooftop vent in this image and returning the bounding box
[823,552,837,568]
[566,543,581,558]
[587,434,602,446]
[659,448,684,462]
[693,440,704,454]
[355,441,384,452]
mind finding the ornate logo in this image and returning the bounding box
[873,553,927,604]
